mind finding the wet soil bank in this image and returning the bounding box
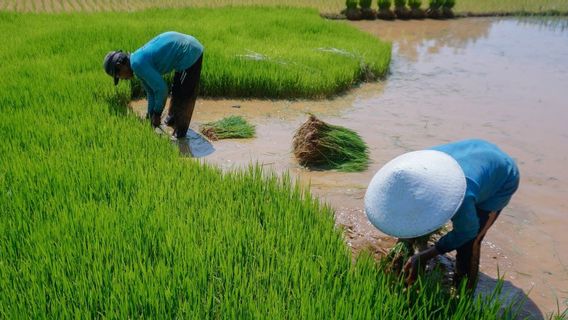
[131,17,568,318]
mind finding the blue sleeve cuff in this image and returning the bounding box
[140,80,155,115]
[153,89,167,115]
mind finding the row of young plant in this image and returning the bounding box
[344,0,456,20]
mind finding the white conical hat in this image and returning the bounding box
[364,150,466,239]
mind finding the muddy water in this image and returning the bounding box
[130,17,568,317]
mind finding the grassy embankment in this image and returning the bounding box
[0,7,515,318]
[1,0,568,14]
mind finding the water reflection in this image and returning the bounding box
[351,19,493,61]
[516,17,568,33]
[349,17,568,317]
[174,129,215,158]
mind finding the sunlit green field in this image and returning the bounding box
[2,8,391,100]
[0,6,519,318]
[1,0,567,14]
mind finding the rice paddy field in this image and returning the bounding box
[1,0,568,14]
[0,3,527,319]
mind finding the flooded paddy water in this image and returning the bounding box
[131,17,568,317]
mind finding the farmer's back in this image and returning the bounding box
[131,31,204,74]
[431,139,519,212]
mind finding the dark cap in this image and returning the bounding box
[103,51,128,86]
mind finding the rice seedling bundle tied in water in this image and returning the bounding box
[200,115,255,140]
[293,115,369,172]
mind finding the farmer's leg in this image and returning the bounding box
[455,209,499,290]
[173,55,203,138]
[455,238,474,288]
[166,72,184,127]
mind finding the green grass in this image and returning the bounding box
[119,8,390,99]
[0,6,515,318]
[547,302,568,320]
[201,115,256,140]
[1,0,568,14]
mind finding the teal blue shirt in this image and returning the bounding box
[431,139,520,254]
[130,31,204,115]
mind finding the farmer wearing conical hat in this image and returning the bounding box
[103,31,204,138]
[365,139,520,290]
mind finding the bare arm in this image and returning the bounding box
[403,246,440,285]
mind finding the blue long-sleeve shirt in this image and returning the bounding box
[431,139,520,254]
[130,31,204,115]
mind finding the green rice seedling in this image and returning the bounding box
[343,0,361,20]
[376,0,396,19]
[443,0,456,9]
[545,298,568,320]
[292,115,369,172]
[394,0,412,18]
[346,0,358,9]
[125,7,390,99]
[408,0,423,9]
[441,0,456,17]
[442,0,456,9]
[359,0,373,9]
[0,6,519,319]
[378,0,392,10]
[359,0,377,19]
[427,0,445,18]
[550,308,568,320]
[383,240,414,274]
[408,0,426,18]
[429,0,444,10]
[394,0,407,9]
[200,115,255,140]
[345,0,363,20]
[382,228,445,275]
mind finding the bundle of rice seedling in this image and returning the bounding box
[200,115,255,141]
[384,240,414,275]
[292,115,369,172]
[382,229,443,275]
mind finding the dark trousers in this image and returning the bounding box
[167,54,203,138]
[454,208,500,290]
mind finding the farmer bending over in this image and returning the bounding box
[365,139,520,290]
[103,31,204,138]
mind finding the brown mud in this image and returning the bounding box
[131,17,568,318]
